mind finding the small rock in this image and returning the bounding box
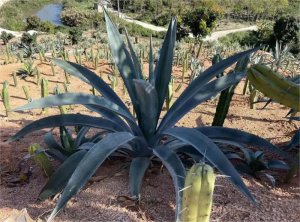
[156,198,163,203]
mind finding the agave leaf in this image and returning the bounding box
[133,80,158,140]
[286,116,300,121]
[88,131,112,142]
[162,127,258,207]
[154,17,177,117]
[158,46,263,133]
[45,149,68,163]
[174,146,204,162]
[6,114,125,143]
[129,157,150,198]
[44,129,70,156]
[60,127,75,153]
[103,8,141,125]
[284,129,300,151]
[39,150,87,200]
[153,145,186,221]
[254,151,264,161]
[226,153,244,160]
[267,160,290,170]
[11,93,135,122]
[74,127,90,149]
[149,35,154,86]
[124,27,143,80]
[264,173,275,187]
[47,132,136,221]
[158,72,245,133]
[196,126,296,162]
[49,58,129,114]
[235,163,255,175]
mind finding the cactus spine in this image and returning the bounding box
[2,81,11,116]
[181,164,215,222]
[250,90,259,109]
[28,143,54,178]
[13,71,18,87]
[41,78,49,115]
[166,77,174,110]
[51,62,56,76]
[22,85,32,102]
[54,87,68,114]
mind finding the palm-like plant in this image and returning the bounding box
[7,9,295,221]
[17,60,37,79]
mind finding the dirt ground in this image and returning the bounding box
[0,44,299,222]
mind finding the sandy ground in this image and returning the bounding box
[0,40,299,221]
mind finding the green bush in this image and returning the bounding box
[40,21,56,33]
[69,27,83,45]
[219,31,258,47]
[153,13,171,27]
[0,31,15,45]
[273,17,300,46]
[26,16,42,30]
[21,32,37,45]
[2,18,25,31]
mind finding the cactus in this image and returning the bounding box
[182,64,186,83]
[63,82,74,110]
[250,90,259,109]
[54,87,68,114]
[65,71,70,84]
[92,87,97,95]
[22,85,32,102]
[4,54,8,65]
[94,54,99,70]
[166,77,174,110]
[39,51,44,63]
[247,64,300,111]
[181,163,215,222]
[212,53,223,78]
[36,68,41,86]
[2,80,11,116]
[51,62,56,76]
[41,78,49,115]
[175,83,182,93]
[100,70,103,79]
[135,35,139,43]
[176,53,180,66]
[12,71,18,87]
[122,84,127,96]
[108,75,116,91]
[28,143,54,178]
[196,41,203,59]
[212,56,250,126]
[243,77,249,95]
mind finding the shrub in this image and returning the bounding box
[0,31,15,45]
[153,13,171,27]
[273,17,300,46]
[69,27,83,45]
[21,32,37,45]
[2,18,25,31]
[40,21,55,33]
[26,16,42,30]
[219,31,258,47]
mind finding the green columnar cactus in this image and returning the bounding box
[212,53,223,78]
[19,51,24,63]
[28,143,54,178]
[41,78,49,115]
[66,50,70,61]
[92,87,97,95]
[41,50,46,62]
[36,68,41,86]
[5,44,10,59]
[122,84,127,96]
[100,70,103,79]
[4,54,8,65]
[63,82,74,110]
[13,71,17,87]
[94,55,99,70]
[166,77,174,110]
[65,71,70,84]
[175,83,182,93]
[243,77,249,95]
[39,51,44,63]
[113,63,118,86]
[250,90,259,109]
[54,87,68,114]
[51,62,56,76]
[181,163,215,222]
[182,64,186,83]
[176,53,180,66]
[2,80,11,116]
[22,85,32,102]
[196,41,203,59]
[108,75,116,91]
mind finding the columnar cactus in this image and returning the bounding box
[108,75,116,91]
[250,90,259,110]
[2,80,11,116]
[22,85,32,102]
[65,71,70,84]
[51,62,56,76]
[166,77,174,110]
[181,163,215,222]
[36,68,41,86]
[39,51,44,63]
[13,71,17,87]
[41,78,49,115]
[53,87,68,114]
[63,82,74,110]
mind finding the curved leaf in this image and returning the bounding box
[74,127,90,149]
[133,80,158,140]
[129,157,150,198]
[45,149,68,163]
[47,132,136,221]
[155,17,177,117]
[6,114,125,143]
[196,126,296,162]
[158,45,263,132]
[162,127,258,207]
[49,58,129,114]
[44,129,70,156]
[226,153,244,160]
[39,150,87,200]
[157,72,245,133]
[153,145,186,222]
[103,8,141,125]
[267,160,290,170]
[264,173,276,187]
[284,129,300,151]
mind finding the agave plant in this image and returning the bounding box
[17,60,37,79]
[6,9,296,221]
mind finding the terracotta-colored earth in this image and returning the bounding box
[0,35,299,221]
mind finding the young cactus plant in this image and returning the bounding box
[41,78,49,115]
[166,76,175,110]
[64,71,70,84]
[36,68,41,86]
[2,80,11,116]
[250,90,259,109]
[53,87,68,114]
[12,71,17,87]
[51,62,56,76]
[63,82,74,110]
[181,163,215,222]
[22,85,32,103]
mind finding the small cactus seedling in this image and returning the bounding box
[2,80,11,116]
[63,82,74,110]
[12,71,17,87]
[175,83,182,93]
[100,70,103,79]
[243,77,249,95]
[65,71,70,84]
[113,63,119,86]
[41,78,49,115]
[39,51,44,63]
[92,87,97,95]
[22,85,32,102]
[51,62,56,76]
[54,87,68,114]
[108,75,117,91]
[166,77,174,110]
[181,163,215,222]
[28,143,54,178]
[250,90,259,109]
[36,68,41,86]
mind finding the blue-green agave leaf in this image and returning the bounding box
[153,145,186,221]
[267,160,290,170]
[6,114,125,143]
[162,127,258,207]
[45,150,68,163]
[133,80,158,140]
[39,150,87,200]
[284,129,300,151]
[44,129,70,156]
[129,157,150,198]
[47,132,136,221]
[264,173,276,187]
[74,127,90,149]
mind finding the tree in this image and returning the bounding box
[0,31,14,45]
[69,28,83,45]
[273,17,300,46]
[26,16,42,30]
